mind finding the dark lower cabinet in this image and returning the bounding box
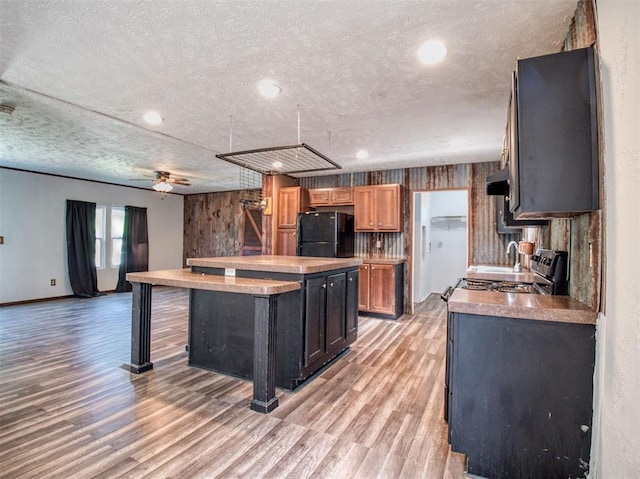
[326,273,347,356]
[448,312,595,479]
[304,271,357,366]
[188,265,358,391]
[304,276,327,367]
[346,270,358,341]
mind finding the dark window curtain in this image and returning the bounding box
[115,206,149,292]
[66,200,100,298]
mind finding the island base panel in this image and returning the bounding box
[121,362,153,374]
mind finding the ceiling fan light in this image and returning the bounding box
[153,181,173,192]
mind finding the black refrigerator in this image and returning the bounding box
[296,211,354,258]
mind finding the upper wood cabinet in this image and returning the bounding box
[308,187,354,206]
[354,184,402,232]
[277,186,309,229]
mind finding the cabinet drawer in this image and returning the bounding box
[308,187,354,206]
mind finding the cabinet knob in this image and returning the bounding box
[322,284,327,289]
[349,277,353,282]
[378,223,382,226]
[329,282,334,287]
[369,222,373,226]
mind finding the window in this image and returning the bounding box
[95,204,106,269]
[111,206,125,267]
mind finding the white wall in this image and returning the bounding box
[428,190,468,294]
[412,192,431,302]
[412,190,468,303]
[591,1,640,477]
[0,169,184,303]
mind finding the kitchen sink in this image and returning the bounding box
[468,265,516,273]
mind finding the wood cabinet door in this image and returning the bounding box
[375,184,401,231]
[308,188,330,206]
[369,264,395,315]
[358,264,370,311]
[354,187,375,231]
[330,187,354,205]
[276,228,297,256]
[277,187,300,228]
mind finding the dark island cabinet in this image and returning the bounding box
[345,270,358,340]
[448,312,595,479]
[189,263,359,391]
[304,276,327,367]
[304,270,358,367]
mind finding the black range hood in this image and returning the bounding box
[486,167,510,196]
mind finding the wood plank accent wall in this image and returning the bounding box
[544,0,602,311]
[300,162,519,312]
[182,1,601,313]
[183,189,261,265]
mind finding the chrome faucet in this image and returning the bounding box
[507,241,521,272]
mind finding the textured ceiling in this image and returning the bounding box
[0,0,578,194]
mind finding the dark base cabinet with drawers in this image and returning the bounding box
[189,265,358,391]
[447,312,595,479]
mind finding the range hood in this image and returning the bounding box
[486,166,510,196]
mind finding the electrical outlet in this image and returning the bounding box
[375,240,381,248]
[50,279,56,286]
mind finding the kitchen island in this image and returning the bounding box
[445,285,597,478]
[125,256,361,412]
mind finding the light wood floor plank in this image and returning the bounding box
[0,288,466,478]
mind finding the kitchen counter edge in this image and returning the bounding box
[448,288,596,325]
[187,255,362,274]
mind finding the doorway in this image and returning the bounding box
[412,190,468,304]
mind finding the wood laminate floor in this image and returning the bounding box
[0,288,466,479]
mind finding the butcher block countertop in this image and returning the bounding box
[126,269,301,295]
[448,288,596,325]
[187,255,362,274]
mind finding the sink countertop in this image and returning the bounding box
[187,255,362,274]
[448,288,596,325]
[466,265,537,283]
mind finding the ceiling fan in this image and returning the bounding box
[131,170,191,193]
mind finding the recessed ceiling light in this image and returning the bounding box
[356,150,369,160]
[417,40,447,65]
[143,111,163,125]
[258,80,281,98]
[272,161,283,168]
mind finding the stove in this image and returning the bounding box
[440,249,569,301]
[529,249,569,295]
[457,278,535,294]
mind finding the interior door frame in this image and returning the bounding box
[409,187,470,311]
